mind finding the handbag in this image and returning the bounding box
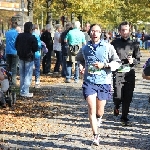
[142,58,150,80]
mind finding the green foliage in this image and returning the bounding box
[0,0,149,30]
[32,0,150,29]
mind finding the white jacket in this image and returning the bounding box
[53,31,61,51]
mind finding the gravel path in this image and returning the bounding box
[0,51,150,150]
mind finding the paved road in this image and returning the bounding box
[0,51,150,150]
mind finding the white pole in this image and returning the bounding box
[37,19,39,25]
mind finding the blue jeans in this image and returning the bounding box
[34,57,40,83]
[66,61,79,81]
[137,38,142,48]
[6,54,19,85]
[19,60,34,94]
[54,51,62,72]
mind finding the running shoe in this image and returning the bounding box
[120,117,132,127]
[92,134,100,146]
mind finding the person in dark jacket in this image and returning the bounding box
[59,22,73,77]
[15,22,38,97]
[40,24,53,74]
[111,21,141,126]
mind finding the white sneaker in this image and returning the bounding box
[20,93,33,97]
[53,72,59,74]
[47,72,53,75]
[92,134,100,146]
[35,84,41,88]
[97,116,102,127]
[35,81,40,85]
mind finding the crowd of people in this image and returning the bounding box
[0,20,148,146]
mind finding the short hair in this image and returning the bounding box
[32,24,38,30]
[73,21,80,29]
[41,28,45,32]
[24,22,33,33]
[88,24,101,35]
[45,24,51,30]
[66,22,72,30]
[118,21,131,31]
[11,22,17,28]
[55,24,62,30]
[85,22,90,27]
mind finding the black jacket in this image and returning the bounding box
[111,37,141,66]
[111,37,141,82]
[40,31,53,51]
[15,33,38,61]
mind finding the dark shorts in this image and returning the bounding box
[82,82,112,100]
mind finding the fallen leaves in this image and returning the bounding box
[0,66,65,136]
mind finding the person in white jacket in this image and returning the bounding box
[0,68,9,107]
[53,24,62,73]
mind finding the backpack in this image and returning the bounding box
[69,45,80,56]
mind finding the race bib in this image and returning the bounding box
[88,65,101,74]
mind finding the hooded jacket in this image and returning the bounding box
[15,22,38,61]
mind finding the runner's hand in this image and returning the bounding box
[79,64,85,74]
[93,62,104,69]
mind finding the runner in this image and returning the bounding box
[76,24,121,146]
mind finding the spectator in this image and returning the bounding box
[15,22,38,97]
[32,24,42,88]
[0,68,8,107]
[141,32,145,49]
[135,30,142,48]
[100,31,105,40]
[0,68,9,92]
[59,22,73,77]
[41,24,53,74]
[83,22,90,43]
[33,24,40,36]
[64,21,86,83]
[5,22,19,86]
[53,24,62,73]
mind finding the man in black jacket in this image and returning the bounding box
[111,21,141,126]
[40,24,53,74]
[15,22,38,97]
